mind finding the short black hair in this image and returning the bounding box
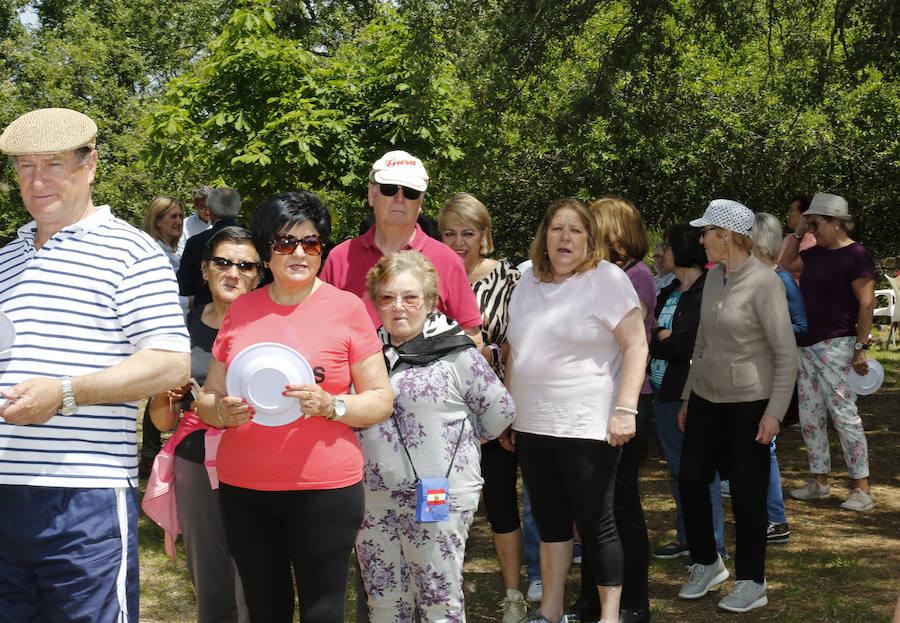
[251,190,331,263]
[664,222,707,269]
[790,195,812,212]
[202,225,256,262]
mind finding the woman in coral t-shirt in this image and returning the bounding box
[197,191,393,623]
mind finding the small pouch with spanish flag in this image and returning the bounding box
[415,477,450,523]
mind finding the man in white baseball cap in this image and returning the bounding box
[321,149,483,345]
[0,107,190,622]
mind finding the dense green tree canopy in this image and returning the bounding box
[1,0,897,259]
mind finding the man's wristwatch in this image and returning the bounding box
[60,377,78,415]
[854,341,871,351]
[327,395,347,421]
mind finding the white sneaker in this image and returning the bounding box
[840,488,874,511]
[527,578,543,602]
[790,479,830,500]
[500,588,527,623]
[718,579,767,612]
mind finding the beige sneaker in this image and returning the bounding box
[840,488,874,511]
[790,479,830,500]
[500,588,527,623]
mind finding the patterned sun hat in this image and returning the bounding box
[0,108,97,156]
[689,199,754,235]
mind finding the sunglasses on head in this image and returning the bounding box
[378,184,422,201]
[209,256,260,274]
[271,234,323,256]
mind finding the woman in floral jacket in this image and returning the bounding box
[356,250,515,623]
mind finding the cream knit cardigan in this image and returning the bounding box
[681,254,799,421]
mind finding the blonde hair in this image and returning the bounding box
[437,192,494,255]
[529,198,605,283]
[589,196,651,268]
[142,196,182,251]
[365,250,439,311]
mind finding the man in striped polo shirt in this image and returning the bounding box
[0,108,190,622]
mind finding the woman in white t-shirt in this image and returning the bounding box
[505,198,648,623]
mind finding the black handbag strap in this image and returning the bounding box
[393,416,467,480]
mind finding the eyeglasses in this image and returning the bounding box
[376,293,424,309]
[271,234,323,256]
[209,256,259,274]
[699,226,721,235]
[378,184,422,201]
[805,218,825,230]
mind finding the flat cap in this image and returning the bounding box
[0,108,97,156]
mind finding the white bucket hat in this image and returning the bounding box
[689,199,754,235]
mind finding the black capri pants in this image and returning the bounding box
[480,438,521,534]
[517,431,624,587]
[219,481,364,623]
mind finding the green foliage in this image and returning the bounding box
[0,0,897,259]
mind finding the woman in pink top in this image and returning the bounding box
[197,191,393,623]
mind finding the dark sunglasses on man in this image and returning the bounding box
[209,256,260,274]
[271,233,323,256]
[378,183,422,201]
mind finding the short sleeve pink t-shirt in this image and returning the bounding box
[506,262,640,442]
[212,282,383,490]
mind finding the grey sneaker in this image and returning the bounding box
[718,579,767,613]
[678,554,729,599]
[790,479,830,500]
[526,578,543,602]
[518,612,568,623]
[840,488,874,511]
[501,589,527,623]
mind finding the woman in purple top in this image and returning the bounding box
[780,193,877,511]
[569,197,655,623]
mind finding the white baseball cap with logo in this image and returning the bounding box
[689,199,754,235]
[370,150,429,192]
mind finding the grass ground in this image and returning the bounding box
[138,330,900,622]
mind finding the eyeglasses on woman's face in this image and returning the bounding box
[804,217,827,230]
[209,256,259,274]
[271,233,323,256]
[699,226,721,235]
[376,293,424,310]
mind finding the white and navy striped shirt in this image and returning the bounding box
[0,205,190,488]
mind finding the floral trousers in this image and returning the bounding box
[798,336,870,479]
[356,505,473,623]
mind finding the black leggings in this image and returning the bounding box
[480,438,521,533]
[579,393,651,610]
[517,431,623,586]
[219,482,364,623]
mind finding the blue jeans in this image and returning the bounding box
[654,396,725,552]
[522,481,541,582]
[767,438,787,524]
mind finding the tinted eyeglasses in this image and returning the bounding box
[376,293,424,309]
[209,256,259,274]
[699,226,721,235]
[271,234,323,256]
[805,218,825,230]
[378,184,422,201]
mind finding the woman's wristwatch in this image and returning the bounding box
[327,395,347,421]
[854,341,871,351]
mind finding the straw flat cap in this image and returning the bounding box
[0,108,97,156]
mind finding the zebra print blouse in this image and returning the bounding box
[471,259,520,379]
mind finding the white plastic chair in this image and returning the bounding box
[874,274,899,348]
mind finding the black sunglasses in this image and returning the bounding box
[271,234,323,256]
[378,183,422,201]
[209,256,260,274]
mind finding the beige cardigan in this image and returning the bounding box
[681,255,798,421]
